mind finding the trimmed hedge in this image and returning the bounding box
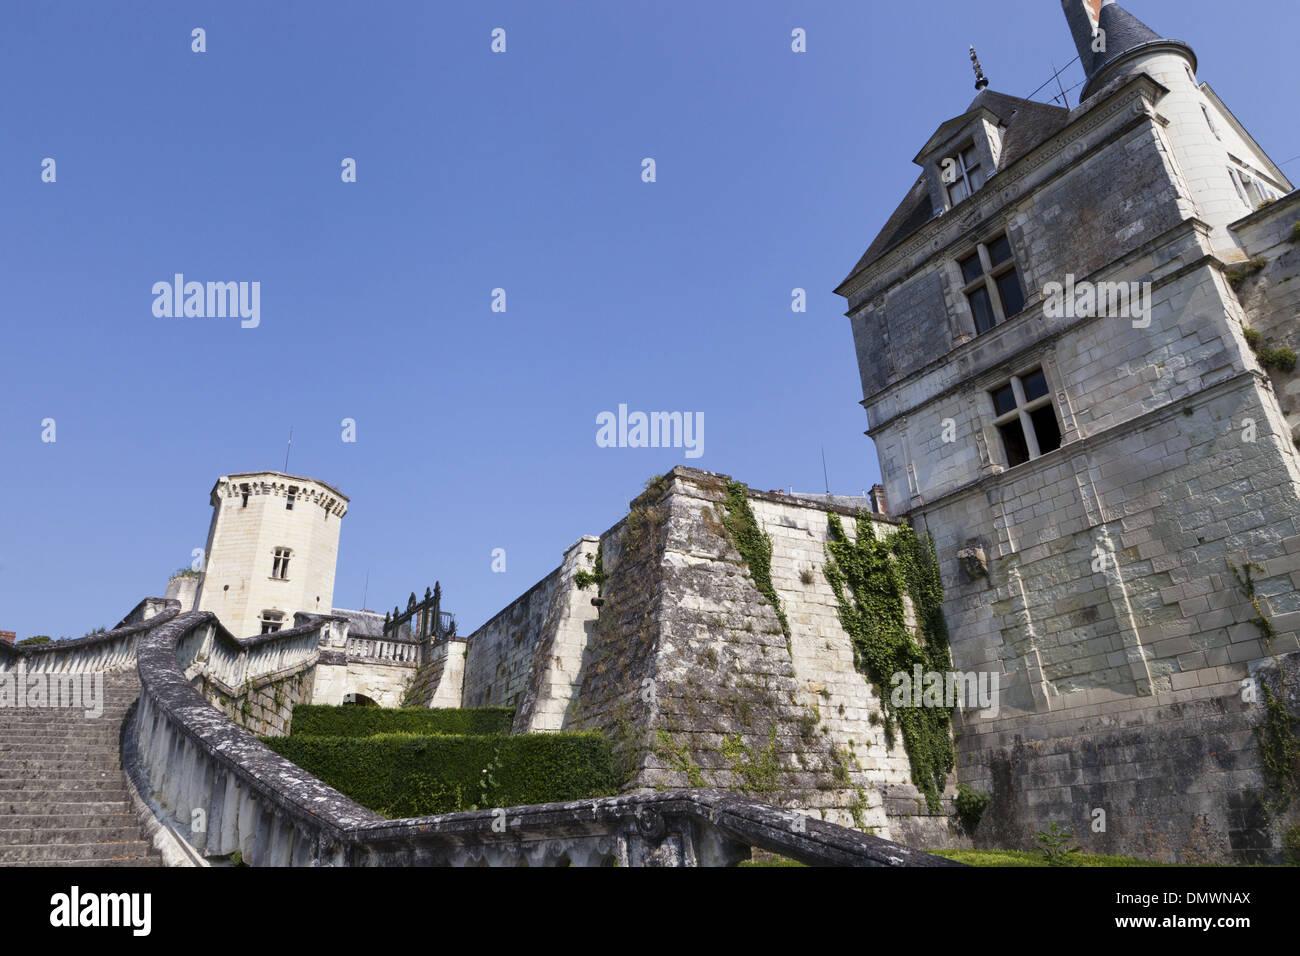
[262,732,619,818]
[289,704,515,738]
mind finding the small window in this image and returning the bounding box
[1230,165,1276,209]
[990,368,1062,468]
[961,235,1026,335]
[260,611,284,635]
[240,484,250,508]
[1201,105,1221,141]
[286,487,297,511]
[944,143,985,206]
[271,547,292,580]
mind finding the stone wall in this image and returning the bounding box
[1230,194,1300,443]
[564,472,915,834]
[196,663,316,738]
[462,566,565,711]
[465,469,963,842]
[405,638,468,708]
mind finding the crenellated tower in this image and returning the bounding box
[194,472,348,638]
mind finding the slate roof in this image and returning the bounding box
[1066,2,1195,100]
[332,607,386,639]
[838,90,1069,291]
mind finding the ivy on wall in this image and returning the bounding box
[574,542,607,591]
[720,480,790,644]
[1230,560,1300,817]
[822,512,955,810]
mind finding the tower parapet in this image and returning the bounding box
[194,471,348,639]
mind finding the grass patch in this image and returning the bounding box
[931,849,1175,867]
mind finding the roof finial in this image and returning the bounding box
[970,45,989,91]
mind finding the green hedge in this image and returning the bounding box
[262,732,619,818]
[289,704,515,738]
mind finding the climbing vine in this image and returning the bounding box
[1230,559,1300,816]
[719,480,790,644]
[574,542,607,591]
[822,512,955,810]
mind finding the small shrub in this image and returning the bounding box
[16,636,52,646]
[1290,221,1300,244]
[799,568,815,586]
[1225,257,1268,289]
[1035,823,1082,866]
[1260,346,1297,374]
[954,783,991,834]
[1242,326,1296,373]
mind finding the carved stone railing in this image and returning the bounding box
[127,611,963,867]
[0,600,180,675]
[344,636,422,665]
[179,614,338,695]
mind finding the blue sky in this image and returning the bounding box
[2,0,1295,640]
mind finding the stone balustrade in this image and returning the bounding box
[125,610,962,867]
[344,636,421,665]
[0,599,179,675]
[4,601,963,866]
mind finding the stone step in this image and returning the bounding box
[0,758,123,771]
[0,825,149,847]
[2,812,138,829]
[16,855,164,867]
[0,742,123,756]
[0,768,124,781]
[0,737,125,749]
[1,800,133,816]
[0,793,131,811]
[0,743,123,756]
[0,715,134,728]
[0,841,158,864]
[0,778,129,796]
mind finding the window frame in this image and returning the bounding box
[989,368,1062,467]
[271,547,292,581]
[960,235,1025,335]
[944,142,985,207]
[260,610,284,635]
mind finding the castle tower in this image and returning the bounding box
[835,2,1300,861]
[194,472,348,638]
[1062,0,1290,252]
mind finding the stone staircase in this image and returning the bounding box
[0,672,162,866]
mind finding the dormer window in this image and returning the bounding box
[945,143,985,205]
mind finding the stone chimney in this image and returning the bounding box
[869,484,888,516]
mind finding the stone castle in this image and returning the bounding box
[833,0,1300,860]
[7,0,1296,867]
